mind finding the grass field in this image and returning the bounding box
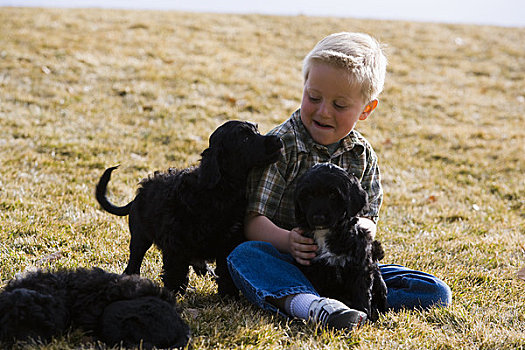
[0,6,524,349]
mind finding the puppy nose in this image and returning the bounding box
[312,214,328,226]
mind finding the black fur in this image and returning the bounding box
[96,120,282,296]
[0,268,189,349]
[294,163,388,321]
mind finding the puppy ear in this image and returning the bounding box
[346,178,368,217]
[199,147,221,188]
[293,183,307,228]
[294,198,305,228]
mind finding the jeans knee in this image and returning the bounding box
[239,240,271,251]
[229,241,270,259]
[382,265,453,311]
[432,278,452,307]
[416,277,452,310]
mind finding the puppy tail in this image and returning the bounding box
[96,166,132,216]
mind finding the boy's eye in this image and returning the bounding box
[309,95,321,103]
[334,102,347,109]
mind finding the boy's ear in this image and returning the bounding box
[359,99,378,120]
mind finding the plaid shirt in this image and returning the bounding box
[246,109,383,230]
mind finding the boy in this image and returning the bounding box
[227,32,451,331]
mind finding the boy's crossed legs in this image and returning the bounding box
[227,241,451,331]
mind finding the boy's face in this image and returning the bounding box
[300,63,377,146]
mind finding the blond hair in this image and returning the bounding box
[302,32,387,102]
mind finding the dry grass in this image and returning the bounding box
[0,7,524,349]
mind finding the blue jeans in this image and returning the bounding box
[227,241,452,315]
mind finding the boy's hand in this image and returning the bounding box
[289,228,318,266]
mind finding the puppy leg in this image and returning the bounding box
[215,256,238,298]
[190,259,209,276]
[370,266,388,321]
[342,269,373,319]
[124,213,152,276]
[161,253,190,294]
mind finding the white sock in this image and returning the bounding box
[284,293,321,319]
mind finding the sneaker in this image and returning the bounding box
[308,298,367,331]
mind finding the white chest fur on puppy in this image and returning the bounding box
[311,228,353,267]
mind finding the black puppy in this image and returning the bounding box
[294,163,388,321]
[96,120,282,296]
[0,268,189,349]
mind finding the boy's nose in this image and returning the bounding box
[318,102,328,115]
[318,101,331,119]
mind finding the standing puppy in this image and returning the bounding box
[294,163,388,321]
[96,121,282,296]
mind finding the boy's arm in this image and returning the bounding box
[245,213,317,266]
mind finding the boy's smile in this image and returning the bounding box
[300,63,377,146]
[312,120,333,129]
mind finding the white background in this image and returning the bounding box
[1,0,524,27]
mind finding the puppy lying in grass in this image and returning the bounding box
[0,267,190,349]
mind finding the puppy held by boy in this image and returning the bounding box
[96,120,282,296]
[294,163,388,322]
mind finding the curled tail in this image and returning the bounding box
[96,166,132,216]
